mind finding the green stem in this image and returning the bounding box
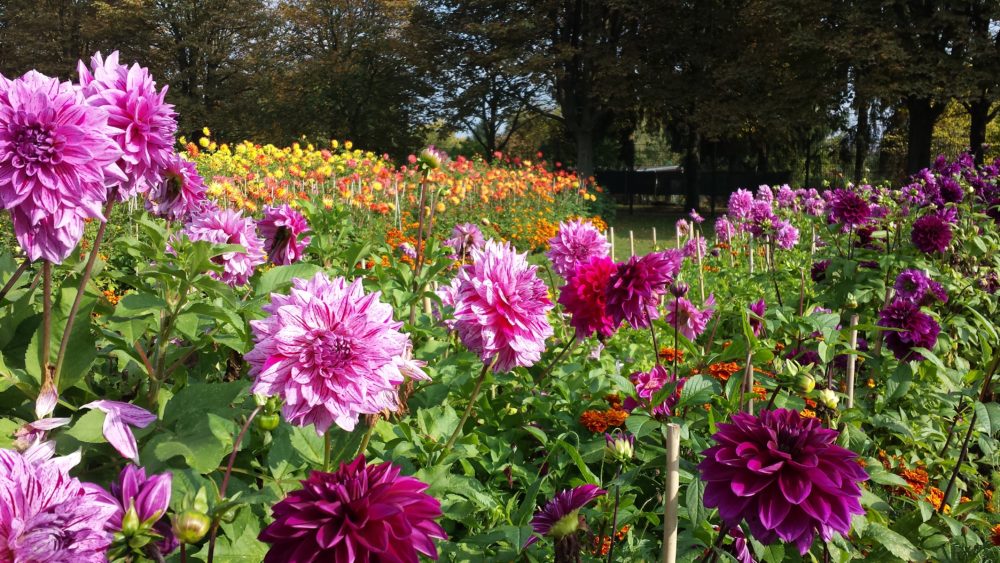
[207,405,262,563]
[537,338,575,381]
[357,416,379,458]
[54,199,113,386]
[443,359,495,453]
[0,259,29,303]
[324,430,333,472]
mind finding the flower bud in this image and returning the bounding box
[121,504,141,537]
[172,510,211,544]
[845,293,858,309]
[795,374,816,394]
[604,432,635,462]
[670,282,689,298]
[818,389,838,409]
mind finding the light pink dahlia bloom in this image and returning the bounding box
[454,240,554,372]
[666,294,716,341]
[258,204,311,265]
[0,70,124,263]
[546,219,611,278]
[179,206,266,286]
[145,153,206,221]
[78,51,177,201]
[247,272,419,434]
[0,448,118,562]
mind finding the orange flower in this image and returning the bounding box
[659,347,684,363]
[752,384,767,401]
[925,487,950,514]
[707,362,740,382]
[800,409,816,419]
[899,467,929,496]
[991,523,1000,546]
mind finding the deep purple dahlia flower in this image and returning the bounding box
[911,213,952,254]
[248,272,417,434]
[557,255,619,340]
[145,154,206,221]
[606,249,684,330]
[894,269,947,306]
[827,189,871,228]
[259,455,446,563]
[179,206,266,286]
[78,51,177,200]
[749,299,766,337]
[546,219,611,278]
[878,298,941,362]
[697,409,868,555]
[0,70,124,263]
[258,204,312,265]
[811,260,831,283]
[524,484,606,548]
[453,240,554,372]
[0,448,118,562]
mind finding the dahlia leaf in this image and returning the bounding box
[554,439,600,485]
[254,262,321,296]
[677,375,718,409]
[865,522,924,561]
[973,401,1000,435]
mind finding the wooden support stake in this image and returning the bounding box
[610,227,616,261]
[652,227,658,249]
[629,230,635,257]
[662,423,681,563]
[846,314,859,408]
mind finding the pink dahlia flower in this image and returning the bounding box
[698,409,868,555]
[179,206,266,286]
[258,204,311,265]
[557,255,619,340]
[0,70,124,263]
[524,484,606,548]
[78,51,177,200]
[666,294,716,341]
[247,272,417,434]
[453,240,554,372]
[0,448,118,562]
[145,154,206,221]
[606,250,684,330]
[259,455,446,562]
[81,400,157,464]
[626,364,685,418]
[546,219,610,278]
[104,465,177,555]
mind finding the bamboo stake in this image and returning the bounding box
[629,230,635,257]
[696,235,705,302]
[846,314,859,408]
[610,227,616,261]
[652,227,658,249]
[743,347,755,413]
[662,423,681,563]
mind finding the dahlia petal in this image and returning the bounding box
[758,491,791,529]
[778,470,812,503]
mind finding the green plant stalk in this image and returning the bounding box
[606,464,623,563]
[356,416,379,459]
[53,199,114,386]
[0,259,29,303]
[38,262,54,414]
[324,430,333,472]
[207,405,262,563]
[537,338,575,381]
[443,358,495,453]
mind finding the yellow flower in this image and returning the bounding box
[199,137,210,148]
[202,127,211,136]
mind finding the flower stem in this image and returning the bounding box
[606,465,623,563]
[537,338,575,381]
[207,405,262,563]
[54,199,112,388]
[323,430,333,472]
[37,261,55,415]
[697,524,729,563]
[443,359,494,454]
[765,385,784,410]
[0,259,29,303]
[357,415,379,458]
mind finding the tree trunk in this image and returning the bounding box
[905,96,942,175]
[684,131,701,212]
[804,136,812,188]
[968,98,990,167]
[854,95,870,185]
[575,127,595,180]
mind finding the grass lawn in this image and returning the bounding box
[605,204,723,258]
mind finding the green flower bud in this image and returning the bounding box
[173,510,211,544]
[796,374,816,394]
[818,389,838,410]
[121,503,141,537]
[257,413,280,431]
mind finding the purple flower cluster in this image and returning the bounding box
[606,250,683,329]
[911,213,953,254]
[444,222,485,260]
[178,206,267,286]
[893,269,947,306]
[666,294,716,341]
[258,204,311,265]
[878,298,941,362]
[546,219,610,278]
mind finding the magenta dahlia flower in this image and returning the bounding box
[259,455,446,562]
[453,240,554,372]
[626,364,685,418]
[179,206,266,286]
[911,213,952,254]
[546,219,611,278]
[557,255,619,340]
[715,215,734,242]
[728,189,754,220]
[524,484,606,548]
[81,400,157,464]
[258,204,312,265]
[666,294,716,341]
[697,409,868,555]
[0,448,118,562]
[878,298,941,362]
[774,220,799,249]
[247,272,417,434]
[106,465,176,555]
[749,298,766,337]
[0,70,124,263]
[145,154,206,221]
[606,250,683,329]
[827,189,872,228]
[78,51,177,200]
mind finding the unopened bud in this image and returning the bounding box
[818,389,839,409]
[172,510,211,544]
